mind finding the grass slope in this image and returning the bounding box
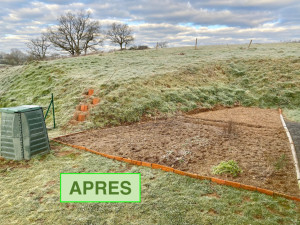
[0,43,299,134]
[0,142,299,225]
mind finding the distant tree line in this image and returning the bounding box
[281,40,300,43]
[0,49,29,66]
[0,48,63,66]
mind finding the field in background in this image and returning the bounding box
[0,43,299,137]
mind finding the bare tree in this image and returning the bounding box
[157,41,168,48]
[26,35,50,59]
[107,23,134,50]
[46,11,102,56]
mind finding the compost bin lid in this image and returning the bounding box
[0,105,41,113]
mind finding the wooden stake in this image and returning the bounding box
[248,39,252,49]
[195,38,198,49]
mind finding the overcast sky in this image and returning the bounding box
[0,0,299,53]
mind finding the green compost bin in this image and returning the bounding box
[0,105,50,160]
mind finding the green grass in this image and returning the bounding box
[285,109,300,122]
[0,142,299,225]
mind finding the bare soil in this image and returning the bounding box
[58,107,300,196]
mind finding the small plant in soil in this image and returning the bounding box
[212,160,242,177]
[274,154,287,171]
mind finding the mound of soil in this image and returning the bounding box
[58,107,300,196]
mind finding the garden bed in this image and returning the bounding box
[57,107,300,196]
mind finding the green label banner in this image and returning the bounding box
[60,173,141,202]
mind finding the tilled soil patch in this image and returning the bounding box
[57,107,300,196]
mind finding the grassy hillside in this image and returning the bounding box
[0,43,299,135]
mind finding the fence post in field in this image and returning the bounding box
[195,38,198,50]
[248,39,253,49]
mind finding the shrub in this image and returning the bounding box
[212,160,242,177]
[129,45,149,50]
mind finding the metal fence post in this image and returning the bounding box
[44,93,56,128]
[52,93,55,128]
